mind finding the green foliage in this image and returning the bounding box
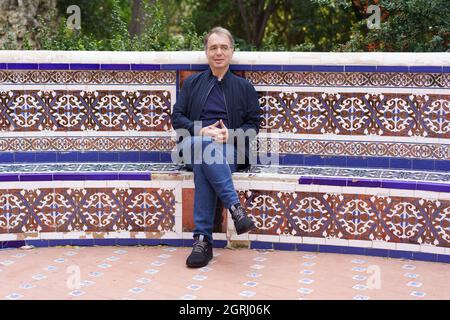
[31,0,203,51]
[328,0,449,52]
[10,0,449,52]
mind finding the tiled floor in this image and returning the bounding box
[1,245,449,300]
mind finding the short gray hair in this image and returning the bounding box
[204,27,235,49]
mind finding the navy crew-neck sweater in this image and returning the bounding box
[200,79,229,128]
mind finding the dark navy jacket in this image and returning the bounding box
[171,68,261,171]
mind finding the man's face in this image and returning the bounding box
[205,32,234,71]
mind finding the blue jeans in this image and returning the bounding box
[179,136,240,242]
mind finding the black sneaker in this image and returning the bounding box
[186,235,213,268]
[229,204,256,235]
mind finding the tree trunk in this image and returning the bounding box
[129,0,156,38]
[236,0,280,49]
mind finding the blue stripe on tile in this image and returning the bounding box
[282,65,313,72]
[324,156,346,167]
[0,152,14,163]
[347,179,382,188]
[342,246,366,255]
[282,154,304,165]
[230,64,252,71]
[53,174,86,181]
[274,242,296,251]
[250,241,274,250]
[116,239,140,246]
[57,152,78,162]
[296,243,318,252]
[39,63,70,70]
[313,65,344,72]
[93,239,117,246]
[345,65,377,72]
[365,248,389,257]
[140,239,163,246]
[161,64,191,70]
[118,173,151,180]
[99,152,119,162]
[381,180,417,190]
[130,64,161,71]
[139,152,160,162]
[389,250,414,260]
[0,63,6,69]
[437,254,450,263]
[19,174,53,181]
[367,157,390,168]
[7,63,39,70]
[390,158,412,170]
[100,64,130,71]
[70,63,100,70]
[48,240,72,246]
[212,240,228,248]
[298,177,314,184]
[304,155,326,166]
[434,160,450,171]
[376,66,409,72]
[35,152,57,162]
[252,65,282,71]
[0,174,19,182]
[313,177,347,186]
[190,64,209,71]
[409,66,442,73]
[347,157,368,168]
[160,152,173,163]
[25,240,49,247]
[160,239,184,247]
[119,151,140,162]
[413,159,434,171]
[78,152,99,162]
[183,239,195,247]
[15,152,35,163]
[318,245,342,253]
[444,66,450,73]
[84,173,119,180]
[1,240,25,249]
[413,252,437,262]
[70,239,95,246]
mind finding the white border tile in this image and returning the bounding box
[325,238,349,246]
[280,235,302,244]
[396,243,420,252]
[302,236,326,245]
[255,234,279,243]
[348,239,372,248]
[0,234,19,241]
[372,240,396,250]
[420,244,446,254]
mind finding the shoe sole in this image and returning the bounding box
[236,222,257,235]
[186,257,212,268]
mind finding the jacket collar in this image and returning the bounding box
[207,67,233,82]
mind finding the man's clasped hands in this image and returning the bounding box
[199,119,229,143]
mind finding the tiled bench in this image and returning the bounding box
[1,161,449,263]
[0,51,449,264]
